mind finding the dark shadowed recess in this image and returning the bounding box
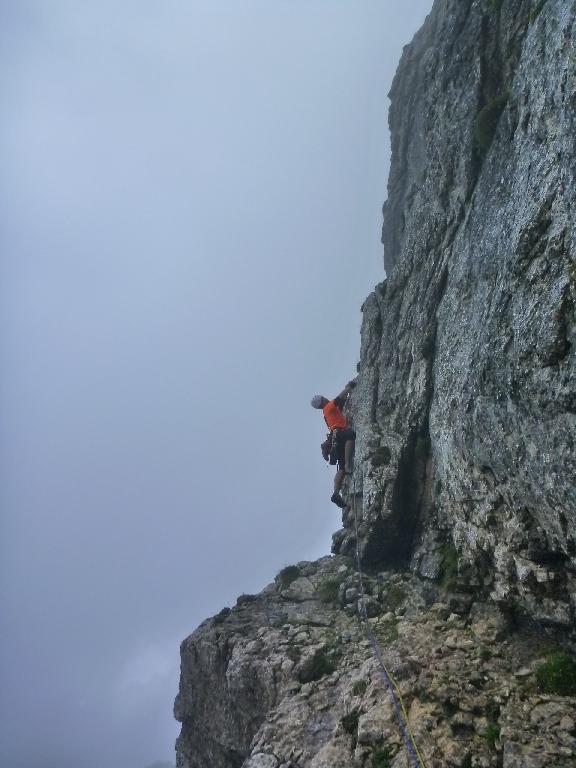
[363,431,431,570]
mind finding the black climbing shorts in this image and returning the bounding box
[334,429,356,470]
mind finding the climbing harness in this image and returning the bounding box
[321,429,342,466]
[329,429,341,465]
[351,475,427,768]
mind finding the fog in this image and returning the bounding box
[0,2,433,766]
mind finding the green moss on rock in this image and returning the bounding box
[371,748,391,768]
[298,648,336,683]
[317,576,345,604]
[474,91,509,152]
[439,544,459,589]
[371,446,392,467]
[535,652,576,695]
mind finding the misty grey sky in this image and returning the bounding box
[0,2,433,767]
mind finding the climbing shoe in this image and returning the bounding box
[331,493,347,509]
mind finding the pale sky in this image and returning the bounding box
[0,2,433,767]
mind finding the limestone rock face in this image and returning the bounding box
[175,1,576,766]
[334,0,576,638]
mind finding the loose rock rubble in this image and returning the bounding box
[175,556,576,768]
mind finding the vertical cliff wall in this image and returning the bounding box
[334,0,576,638]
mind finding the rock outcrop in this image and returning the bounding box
[175,558,576,767]
[175,1,576,766]
[334,0,576,639]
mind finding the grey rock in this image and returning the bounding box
[344,588,358,604]
[175,2,576,766]
[337,0,576,644]
[514,668,532,678]
[417,549,443,580]
[362,595,381,618]
[280,577,317,602]
[175,563,576,768]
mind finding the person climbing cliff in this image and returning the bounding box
[311,379,357,508]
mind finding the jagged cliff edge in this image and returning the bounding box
[175,2,576,767]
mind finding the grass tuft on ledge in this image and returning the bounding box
[535,652,576,695]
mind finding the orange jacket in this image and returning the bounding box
[323,398,348,431]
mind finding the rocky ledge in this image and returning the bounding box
[175,556,576,768]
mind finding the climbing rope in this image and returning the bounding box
[351,475,427,768]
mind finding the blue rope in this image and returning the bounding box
[352,477,426,768]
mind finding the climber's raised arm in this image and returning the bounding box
[336,379,357,402]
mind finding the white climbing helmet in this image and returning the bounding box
[311,395,324,409]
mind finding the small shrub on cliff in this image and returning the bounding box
[298,648,336,683]
[384,583,405,609]
[341,708,360,734]
[439,544,459,589]
[371,446,391,467]
[318,576,345,603]
[213,607,231,625]
[341,708,360,749]
[383,620,399,644]
[352,678,367,696]
[530,0,548,22]
[474,91,509,152]
[371,748,391,768]
[276,565,300,590]
[483,723,501,751]
[236,593,257,606]
[535,652,576,695]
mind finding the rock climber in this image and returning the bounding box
[311,379,357,508]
